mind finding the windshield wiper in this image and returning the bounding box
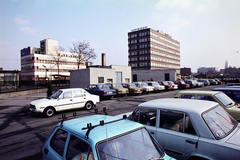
[226,102,233,107]
[148,158,164,160]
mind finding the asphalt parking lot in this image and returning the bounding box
[0,84,227,160]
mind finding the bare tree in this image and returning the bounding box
[50,46,65,85]
[69,40,97,69]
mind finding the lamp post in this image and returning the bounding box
[42,65,48,81]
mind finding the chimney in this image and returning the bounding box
[102,53,106,67]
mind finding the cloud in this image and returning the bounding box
[15,17,30,25]
[169,17,191,32]
[19,26,40,35]
[154,0,192,9]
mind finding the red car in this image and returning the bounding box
[174,80,190,89]
[158,81,174,90]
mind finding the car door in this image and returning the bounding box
[42,128,69,160]
[57,91,73,111]
[155,110,199,160]
[133,107,158,138]
[72,90,86,109]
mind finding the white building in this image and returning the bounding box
[70,65,132,88]
[21,39,85,81]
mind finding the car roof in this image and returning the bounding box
[57,115,143,144]
[59,88,85,91]
[176,90,221,95]
[138,98,218,114]
[213,88,240,91]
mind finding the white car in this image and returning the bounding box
[29,88,99,117]
[134,82,154,93]
[127,98,240,160]
[146,81,165,92]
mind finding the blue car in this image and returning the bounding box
[86,84,116,100]
[41,114,175,160]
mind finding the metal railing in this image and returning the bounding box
[0,80,70,94]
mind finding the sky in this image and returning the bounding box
[0,0,240,73]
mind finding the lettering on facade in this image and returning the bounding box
[131,26,148,32]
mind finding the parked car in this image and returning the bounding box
[122,83,143,95]
[184,79,198,88]
[106,83,129,96]
[228,83,240,86]
[167,81,178,90]
[42,114,175,160]
[197,79,210,86]
[29,88,100,117]
[86,84,116,100]
[174,80,190,89]
[127,98,240,160]
[174,90,240,121]
[134,82,154,93]
[212,87,240,103]
[214,78,222,85]
[226,86,240,88]
[158,81,174,90]
[146,81,165,92]
[208,79,217,85]
[193,79,204,87]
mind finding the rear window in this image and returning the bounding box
[50,129,68,156]
[214,93,235,108]
[202,105,238,139]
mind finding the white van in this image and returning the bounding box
[29,88,100,117]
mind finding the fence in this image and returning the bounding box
[0,80,70,94]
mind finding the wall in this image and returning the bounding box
[70,65,132,88]
[132,69,176,82]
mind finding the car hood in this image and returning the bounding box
[226,126,240,147]
[31,98,54,105]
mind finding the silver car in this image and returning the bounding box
[129,98,240,160]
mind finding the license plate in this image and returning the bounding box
[108,92,112,94]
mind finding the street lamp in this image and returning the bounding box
[42,65,48,80]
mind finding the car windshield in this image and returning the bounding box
[113,84,123,88]
[142,83,148,87]
[202,105,238,139]
[98,85,110,90]
[49,90,63,99]
[214,93,236,108]
[162,82,168,85]
[129,83,136,87]
[152,82,159,86]
[180,81,185,84]
[168,81,174,85]
[97,128,164,160]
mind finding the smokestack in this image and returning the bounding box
[102,53,106,66]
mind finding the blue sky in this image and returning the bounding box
[0,0,240,72]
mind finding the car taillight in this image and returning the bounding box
[104,92,107,94]
[113,91,116,93]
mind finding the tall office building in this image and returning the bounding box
[21,38,86,81]
[128,27,180,74]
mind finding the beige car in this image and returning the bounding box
[122,83,143,95]
[106,83,129,96]
[174,90,240,121]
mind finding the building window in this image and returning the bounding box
[115,72,122,83]
[125,78,130,83]
[107,79,113,83]
[98,77,104,83]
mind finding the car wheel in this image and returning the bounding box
[43,107,55,117]
[85,102,93,110]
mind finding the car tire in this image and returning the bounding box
[43,107,55,117]
[85,102,93,110]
